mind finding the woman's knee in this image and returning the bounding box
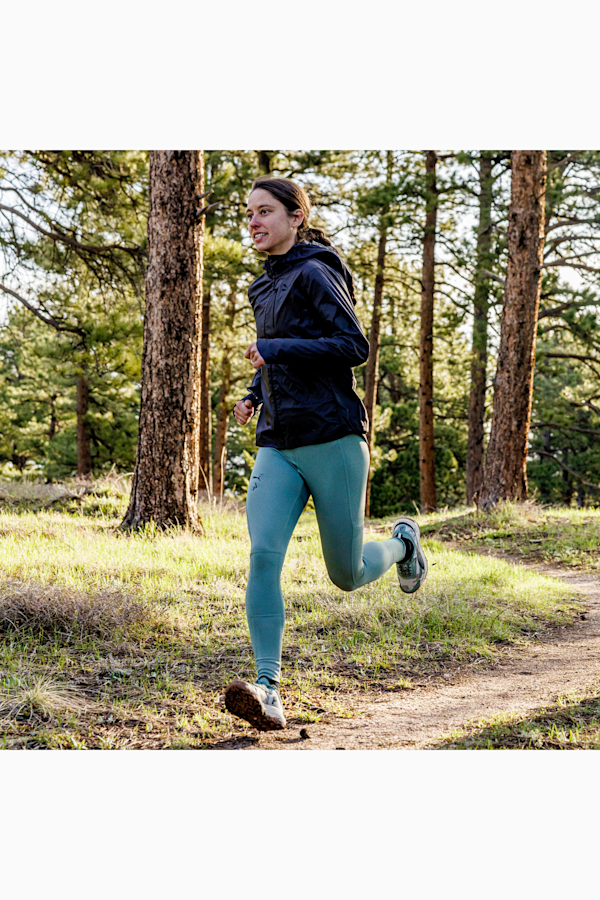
[249,550,284,580]
[327,566,358,592]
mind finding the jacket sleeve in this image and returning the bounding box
[239,368,263,408]
[256,263,370,367]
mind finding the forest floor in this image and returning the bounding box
[0,480,598,750]
[239,560,600,750]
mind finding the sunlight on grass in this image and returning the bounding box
[420,500,600,569]
[0,676,85,721]
[0,482,584,748]
[437,682,600,749]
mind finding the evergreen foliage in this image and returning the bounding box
[2,149,600,511]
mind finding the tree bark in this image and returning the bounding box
[212,288,238,497]
[213,355,231,498]
[198,288,212,493]
[466,152,494,504]
[121,150,205,531]
[478,151,547,511]
[76,375,92,477]
[49,395,58,441]
[561,449,573,506]
[419,151,438,513]
[258,151,272,175]
[364,222,388,517]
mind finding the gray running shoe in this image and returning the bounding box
[392,516,428,594]
[225,679,286,731]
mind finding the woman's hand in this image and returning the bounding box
[245,342,266,369]
[234,398,254,426]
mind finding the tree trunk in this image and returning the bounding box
[212,288,238,497]
[561,449,573,505]
[466,152,494,504]
[11,448,26,471]
[258,152,272,174]
[198,288,212,493]
[213,355,231,498]
[364,222,388,517]
[49,395,58,441]
[77,374,92,477]
[419,151,438,513]
[121,150,205,531]
[478,151,547,511]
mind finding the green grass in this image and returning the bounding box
[418,501,600,570]
[436,684,600,749]
[0,479,582,749]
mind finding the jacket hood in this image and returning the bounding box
[263,241,356,304]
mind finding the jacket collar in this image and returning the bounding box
[262,240,341,277]
[261,240,356,304]
[263,242,308,276]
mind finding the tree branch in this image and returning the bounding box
[531,421,600,437]
[482,269,506,286]
[546,216,600,234]
[535,450,600,492]
[542,260,600,274]
[548,151,584,173]
[538,351,600,364]
[538,297,597,319]
[542,249,600,267]
[0,202,141,257]
[0,282,85,336]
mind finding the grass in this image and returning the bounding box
[0,479,583,749]
[418,500,600,570]
[435,683,600,749]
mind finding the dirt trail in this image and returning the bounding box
[224,561,600,750]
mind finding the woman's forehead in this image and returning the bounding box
[247,188,278,210]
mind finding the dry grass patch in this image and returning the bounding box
[0,676,86,722]
[0,581,153,641]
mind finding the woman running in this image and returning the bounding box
[224,176,428,731]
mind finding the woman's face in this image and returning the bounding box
[246,188,304,256]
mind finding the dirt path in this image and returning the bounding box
[221,560,600,750]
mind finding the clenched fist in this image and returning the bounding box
[234,398,254,426]
[245,342,265,369]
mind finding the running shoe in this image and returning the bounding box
[392,516,428,593]
[224,679,286,731]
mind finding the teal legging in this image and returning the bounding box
[245,433,406,683]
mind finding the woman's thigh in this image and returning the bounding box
[246,447,310,556]
[293,434,369,589]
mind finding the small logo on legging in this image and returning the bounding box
[251,473,263,491]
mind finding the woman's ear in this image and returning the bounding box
[292,208,304,228]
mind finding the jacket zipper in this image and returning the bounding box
[265,270,281,433]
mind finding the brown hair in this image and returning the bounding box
[249,176,337,252]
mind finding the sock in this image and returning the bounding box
[256,675,280,692]
[400,536,414,560]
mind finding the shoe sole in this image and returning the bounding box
[393,516,428,594]
[224,680,286,731]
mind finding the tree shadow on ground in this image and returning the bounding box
[432,691,600,749]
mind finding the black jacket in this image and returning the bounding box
[241,241,370,450]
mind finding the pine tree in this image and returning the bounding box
[465,151,495,504]
[362,151,394,515]
[479,151,548,509]
[122,151,206,530]
[419,151,439,512]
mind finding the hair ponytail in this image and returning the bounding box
[297,224,334,247]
